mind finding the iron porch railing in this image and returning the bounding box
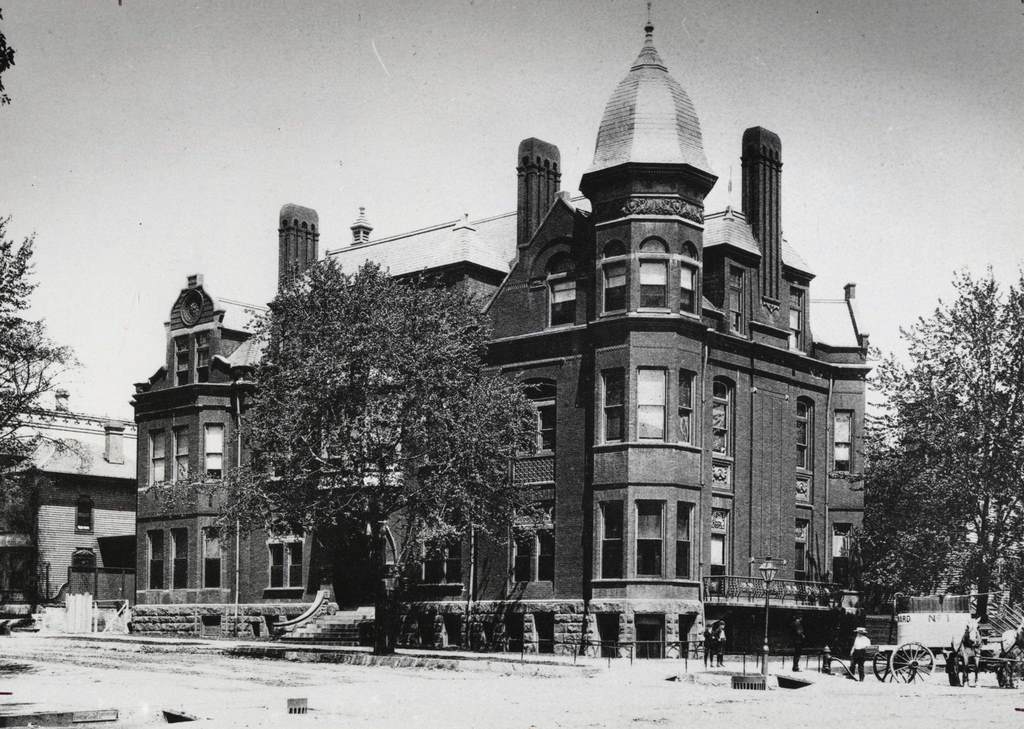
[703,575,839,607]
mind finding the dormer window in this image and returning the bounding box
[546,253,576,327]
[789,287,804,350]
[728,267,744,333]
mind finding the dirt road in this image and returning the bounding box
[1,635,1021,728]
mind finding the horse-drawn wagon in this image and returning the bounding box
[870,592,1024,686]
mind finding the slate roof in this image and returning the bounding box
[216,297,266,333]
[16,411,137,481]
[810,298,860,348]
[703,207,813,276]
[589,23,710,174]
[326,211,517,278]
[213,336,266,371]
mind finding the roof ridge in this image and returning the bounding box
[327,197,590,256]
[218,297,267,311]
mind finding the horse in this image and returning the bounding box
[992,619,1024,688]
[950,618,982,687]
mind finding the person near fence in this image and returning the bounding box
[702,621,717,668]
[790,616,805,671]
[850,626,871,681]
[714,620,727,667]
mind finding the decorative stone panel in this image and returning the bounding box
[711,461,732,491]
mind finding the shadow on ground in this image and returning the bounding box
[0,661,37,675]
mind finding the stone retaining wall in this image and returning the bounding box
[131,603,312,638]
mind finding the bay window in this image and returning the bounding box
[637,368,666,440]
[600,501,623,579]
[602,369,625,442]
[636,501,663,577]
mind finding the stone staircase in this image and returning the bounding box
[279,606,374,646]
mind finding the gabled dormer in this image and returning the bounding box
[488,194,591,339]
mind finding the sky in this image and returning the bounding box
[1,1,1022,420]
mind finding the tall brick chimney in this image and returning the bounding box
[741,127,782,303]
[278,204,319,290]
[517,138,561,248]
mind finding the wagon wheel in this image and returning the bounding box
[889,642,934,683]
[872,650,893,681]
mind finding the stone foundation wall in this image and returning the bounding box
[398,598,705,655]
[131,603,311,638]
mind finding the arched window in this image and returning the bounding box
[72,549,96,569]
[712,379,733,456]
[601,242,627,313]
[75,495,93,532]
[546,253,575,327]
[603,241,627,257]
[681,241,699,260]
[796,399,813,470]
[638,239,668,308]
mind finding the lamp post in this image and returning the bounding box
[752,557,785,676]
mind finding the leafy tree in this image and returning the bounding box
[0,217,76,466]
[862,270,1024,614]
[0,8,15,106]
[166,261,538,654]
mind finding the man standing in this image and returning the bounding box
[791,616,805,671]
[703,621,718,668]
[851,626,871,681]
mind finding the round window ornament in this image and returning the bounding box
[181,290,203,326]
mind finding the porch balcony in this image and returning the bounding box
[702,575,839,610]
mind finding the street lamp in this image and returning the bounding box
[752,557,786,676]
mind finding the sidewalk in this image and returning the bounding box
[10,631,834,684]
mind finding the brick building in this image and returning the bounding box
[0,400,136,616]
[131,19,868,649]
[130,273,325,635]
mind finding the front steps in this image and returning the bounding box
[279,606,374,646]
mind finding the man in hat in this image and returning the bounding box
[715,620,727,667]
[790,616,805,671]
[702,621,718,668]
[850,627,871,681]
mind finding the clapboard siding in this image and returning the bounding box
[37,505,135,586]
